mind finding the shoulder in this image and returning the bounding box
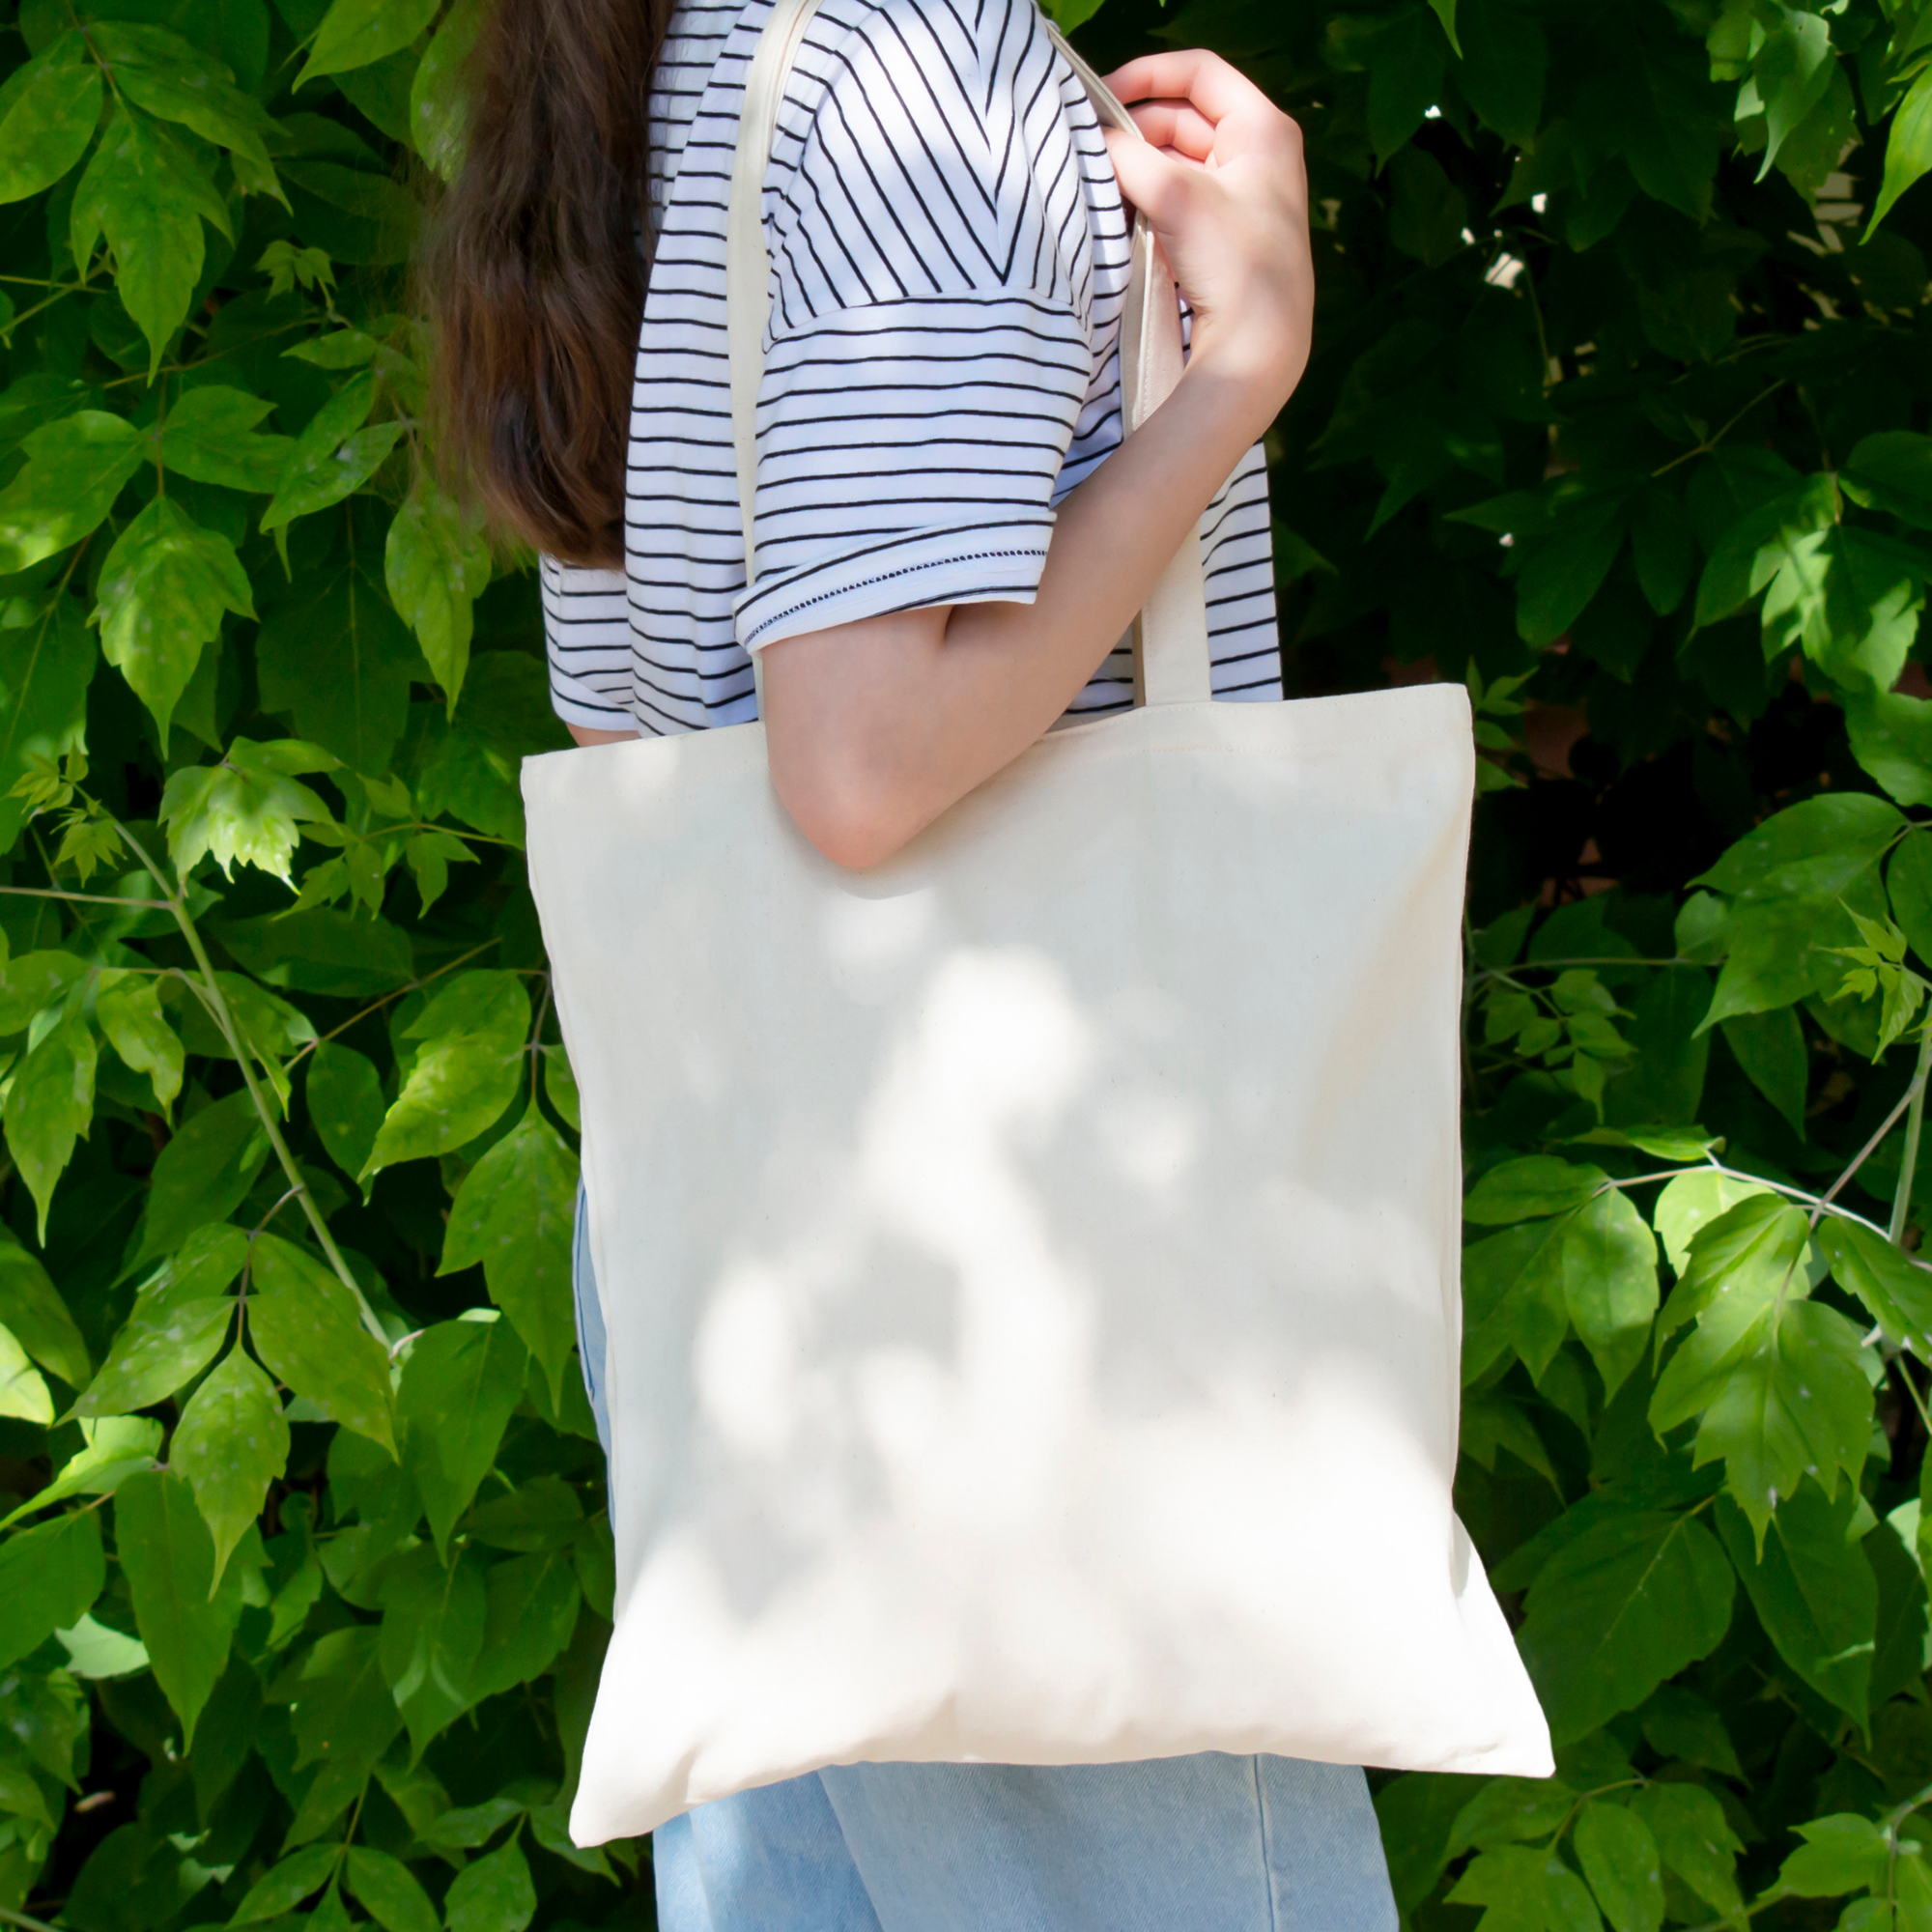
[792,0,1075,142]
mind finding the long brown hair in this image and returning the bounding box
[427,0,672,568]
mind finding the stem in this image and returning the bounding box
[101,809,388,1347]
[282,938,499,1071]
[0,885,173,909]
[1598,1161,1909,1251]
[1470,956,1688,987]
[1890,1030,1932,1244]
[1815,1067,1926,1230]
[0,1910,65,1932]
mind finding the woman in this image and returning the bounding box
[434,0,1398,1923]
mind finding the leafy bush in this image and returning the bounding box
[3,0,1932,1926]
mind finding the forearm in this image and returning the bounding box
[761,355,1275,867]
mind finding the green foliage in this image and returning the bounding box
[0,0,1929,1928]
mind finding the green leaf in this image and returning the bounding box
[1842,688,1932,810]
[160,736,337,884]
[261,373,405,531]
[297,0,440,86]
[398,1318,528,1551]
[3,1011,97,1241]
[1652,1232,1870,1541]
[1464,1156,1606,1224]
[0,593,97,854]
[1463,1220,1569,1382]
[158,386,292,493]
[1462,1393,1558,1488]
[1,1415,162,1527]
[1870,63,1932,235]
[52,1612,148,1680]
[71,107,232,375]
[1866,1512,1928,1706]
[1447,1845,1603,1932]
[1752,5,1835,181]
[0,1320,52,1424]
[442,1837,535,1932]
[539,1045,580,1132]
[1638,1167,1770,1275]
[1635,1684,1742,1776]
[256,558,420,774]
[1560,1187,1660,1398]
[1517,492,1630,645]
[230,1843,340,1924]
[247,1233,395,1455]
[463,1474,582,1552]
[0,948,87,1030]
[89,23,280,198]
[410,0,486,178]
[137,1222,250,1309]
[1696,793,1908,899]
[1628,485,1696,616]
[233,1839,342,1917]
[1719,1007,1807,1138]
[1701,894,1829,1026]
[1693,478,1832,631]
[1778,1813,1889,1898]
[1658,1192,1809,1343]
[126,1089,271,1272]
[0,1233,89,1389]
[284,1626,402,1841]
[1515,1508,1734,1743]
[216,905,414,997]
[1629,1785,1742,1921]
[364,970,528,1179]
[0,411,144,575]
[1842,431,1932,531]
[0,1512,104,1672]
[1818,1217,1932,1357]
[378,1542,487,1759]
[384,479,489,712]
[95,968,184,1115]
[95,497,253,745]
[115,1466,243,1745]
[72,1290,229,1416]
[171,1347,288,1587]
[305,1039,385,1181]
[0,38,102,204]
[1758,525,1927,696]
[470,1546,581,1700]
[1367,8,1446,164]
[440,1106,578,1407]
[343,1849,440,1932]
[1574,1800,1663,1932]
[1717,1483,1876,1724]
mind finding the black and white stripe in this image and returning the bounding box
[541,0,1281,737]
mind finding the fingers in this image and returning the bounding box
[1101,128,1196,228]
[1124,99,1219,163]
[1103,48,1257,122]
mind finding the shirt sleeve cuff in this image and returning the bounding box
[549,673,635,733]
[733,513,1054,654]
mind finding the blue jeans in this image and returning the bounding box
[572,1193,1398,1932]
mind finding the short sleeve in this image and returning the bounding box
[732,0,1109,654]
[540,555,636,730]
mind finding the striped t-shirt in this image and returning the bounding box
[539,0,1281,736]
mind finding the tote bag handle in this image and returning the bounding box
[724,0,1214,708]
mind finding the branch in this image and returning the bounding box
[98,809,389,1348]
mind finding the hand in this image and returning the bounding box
[1101,51,1313,408]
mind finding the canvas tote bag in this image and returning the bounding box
[524,0,1552,1846]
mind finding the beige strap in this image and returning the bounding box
[726,1,1212,708]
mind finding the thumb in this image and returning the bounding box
[1101,127,1194,230]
